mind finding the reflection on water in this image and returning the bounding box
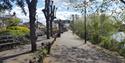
[112,32,125,42]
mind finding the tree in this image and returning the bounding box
[42,0,57,39]
[50,3,57,36]
[26,0,38,52]
[68,0,95,44]
[68,0,125,44]
[0,0,38,52]
[120,0,125,4]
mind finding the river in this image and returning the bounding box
[112,32,125,42]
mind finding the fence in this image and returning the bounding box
[0,35,20,51]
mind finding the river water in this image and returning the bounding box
[112,32,125,42]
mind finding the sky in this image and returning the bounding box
[5,0,124,25]
[8,0,81,24]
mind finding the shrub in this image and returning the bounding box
[2,18,20,26]
[70,14,125,57]
[99,36,113,49]
[0,26,29,37]
[7,26,30,37]
[119,48,125,57]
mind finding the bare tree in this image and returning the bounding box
[43,0,57,39]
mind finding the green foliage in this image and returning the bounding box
[2,18,21,26]
[71,19,85,38]
[99,36,113,49]
[34,48,48,63]
[7,26,30,37]
[0,17,30,37]
[0,27,6,32]
[0,4,10,12]
[35,48,48,58]
[0,26,29,37]
[70,14,125,57]
[119,48,125,57]
[87,15,100,43]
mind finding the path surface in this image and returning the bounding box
[44,30,125,63]
[0,36,53,63]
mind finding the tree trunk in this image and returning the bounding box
[28,0,37,52]
[58,21,61,37]
[50,20,53,36]
[46,19,50,39]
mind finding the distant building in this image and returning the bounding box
[0,12,16,19]
[23,22,46,36]
[53,19,71,32]
[53,19,71,28]
[23,21,45,29]
[0,12,17,27]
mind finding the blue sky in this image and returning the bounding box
[8,0,81,24]
[6,0,123,24]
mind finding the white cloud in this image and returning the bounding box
[9,0,81,25]
[56,11,81,20]
[116,8,122,12]
[10,6,46,24]
[10,6,29,22]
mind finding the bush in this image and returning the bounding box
[70,14,125,57]
[99,36,113,49]
[119,48,125,57]
[0,26,30,43]
[3,18,20,26]
[6,26,30,37]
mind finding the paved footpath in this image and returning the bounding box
[44,30,125,63]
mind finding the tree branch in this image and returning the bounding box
[120,0,125,4]
[16,0,27,15]
[31,0,37,5]
[26,0,30,5]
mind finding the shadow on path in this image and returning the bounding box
[44,30,125,63]
[0,59,3,63]
[0,51,31,62]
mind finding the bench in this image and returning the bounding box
[0,35,20,51]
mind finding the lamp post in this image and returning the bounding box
[58,19,61,37]
[72,14,75,33]
[36,15,38,28]
[84,1,87,44]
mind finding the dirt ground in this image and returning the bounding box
[0,30,125,63]
[43,30,125,63]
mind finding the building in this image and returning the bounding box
[23,22,46,36]
[53,19,71,28]
[0,12,17,27]
[53,19,71,32]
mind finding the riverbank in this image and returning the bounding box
[44,30,125,63]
